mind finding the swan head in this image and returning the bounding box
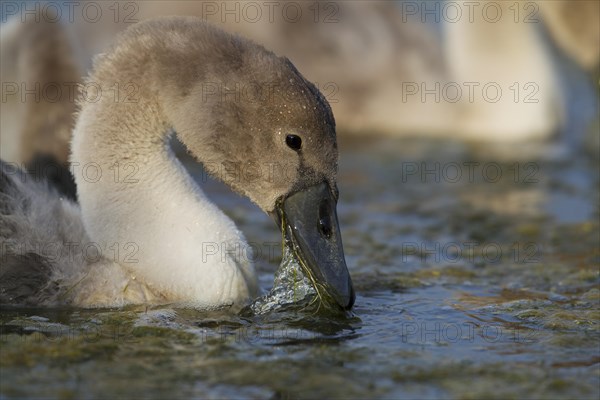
[171,48,354,310]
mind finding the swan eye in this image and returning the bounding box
[285,134,302,150]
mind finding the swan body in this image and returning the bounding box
[0,12,79,199]
[443,0,562,141]
[0,17,354,309]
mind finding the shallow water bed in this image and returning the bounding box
[1,137,598,399]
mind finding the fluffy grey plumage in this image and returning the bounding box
[0,17,344,308]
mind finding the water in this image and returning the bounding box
[245,244,318,316]
[1,136,598,399]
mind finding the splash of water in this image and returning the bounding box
[247,242,317,315]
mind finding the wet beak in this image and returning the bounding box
[272,182,355,310]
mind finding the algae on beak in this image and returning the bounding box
[272,182,355,310]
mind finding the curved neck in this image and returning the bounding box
[70,41,257,307]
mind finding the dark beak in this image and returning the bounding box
[272,182,355,310]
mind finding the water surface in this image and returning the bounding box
[1,137,598,399]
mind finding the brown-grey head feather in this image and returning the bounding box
[160,21,339,212]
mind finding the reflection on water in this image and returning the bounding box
[1,137,598,399]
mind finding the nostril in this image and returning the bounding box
[318,201,332,239]
[319,217,332,238]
